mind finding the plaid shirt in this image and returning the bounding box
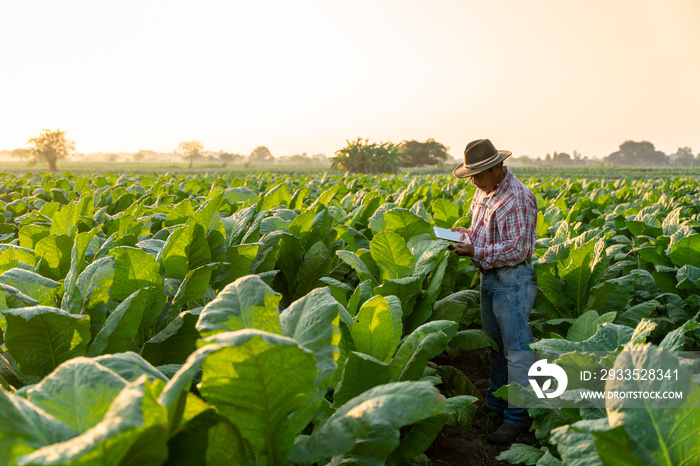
[467,168,537,270]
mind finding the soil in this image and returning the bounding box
[424,348,538,466]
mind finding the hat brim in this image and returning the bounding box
[453,151,512,178]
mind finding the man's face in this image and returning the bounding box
[469,166,501,193]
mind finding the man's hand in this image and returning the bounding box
[449,227,472,255]
[452,242,474,257]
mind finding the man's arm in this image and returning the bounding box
[454,202,536,267]
[473,203,536,268]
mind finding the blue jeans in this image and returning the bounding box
[480,261,537,425]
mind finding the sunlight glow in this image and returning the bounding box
[1,0,698,159]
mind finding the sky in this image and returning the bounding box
[1,0,699,160]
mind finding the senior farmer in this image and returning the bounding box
[451,138,538,444]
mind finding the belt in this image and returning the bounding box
[477,257,531,275]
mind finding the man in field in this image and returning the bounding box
[450,138,538,444]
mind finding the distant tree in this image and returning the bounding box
[604,140,668,166]
[11,148,31,160]
[670,147,695,167]
[399,139,449,167]
[511,155,539,166]
[552,152,572,165]
[217,151,243,163]
[26,129,76,172]
[249,146,274,164]
[310,153,329,163]
[285,154,314,164]
[176,140,205,167]
[331,138,401,174]
[132,151,146,162]
[105,153,119,163]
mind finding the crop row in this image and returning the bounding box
[1,171,699,465]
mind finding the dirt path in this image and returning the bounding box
[425,349,537,465]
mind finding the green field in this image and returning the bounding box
[1,168,699,465]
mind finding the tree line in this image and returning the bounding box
[6,129,698,173]
[513,141,699,168]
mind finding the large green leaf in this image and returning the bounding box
[258,183,291,211]
[108,248,166,330]
[373,276,423,320]
[289,381,446,465]
[347,279,374,317]
[336,250,378,285]
[0,283,40,311]
[550,419,608,466]
[197,330,317,464]
[268,232,302,295]
[35,235,73,281]
[87,289,149,356]
[61,228,99,313]
[431,290,480,325]
[0,389,76,465]
[108,247,164,303]
[558,236,604,316]
[195,275,282,337]
[431,199,460,228]
[352,295,403,363]
[280,287,341,386]
[605,348,700,466]
[280,287,342,432]
[676,265,700,293]
[157,220,211,280]
[140,309,201,366]
[18,225,50,251]
[93,352,169,383]
[668,234,700,268]
[369,231,415,281]
[224,187,258,205]
[165,409,249,466]
[218,243,260,288]
[406,250,450,331]
[566,310,617,342]
[409,238,450,279]
[0,246,37,277]
[17,378,169,466]
[3,306,91,377]
[222,205,256,247]
[383,208,433,242]
[27,358,127,433]
[335,225,370,251]
[531,322,637,355]
[450,329,498,351]
[333,351,391,407]
[166,263,218,320]
[586,270,655,315]
[659,320,700,351]
[389,320,458,382]
[592,425,661,466]
[0,269,61,307]
[294,241,332,299]
[164,199,195,227]
[495,443,546,465]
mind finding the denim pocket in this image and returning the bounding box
[494,266,518,287]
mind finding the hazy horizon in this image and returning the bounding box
[2,0,699,161]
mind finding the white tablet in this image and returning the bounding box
[433,226,470,243]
